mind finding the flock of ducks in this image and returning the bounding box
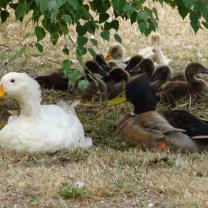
[0,33,208,153]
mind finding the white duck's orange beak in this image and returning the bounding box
[0,84,6,98]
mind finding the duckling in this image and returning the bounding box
[138,33,170,66]
[124,55,143,72]
[76,60,108,101]
[34,68,69,91]
[94,53,111,72]
[105,59,154,100]
[115,81,200,152]
[130,58,154,80]
[0,72,92,153]
[105,43,127,68]
[159,62,208,106]
[107,67,130,100]
[150,65,173,92]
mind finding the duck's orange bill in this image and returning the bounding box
[0,84,6,98]
[105,54,112,61]
[159,142,167,150]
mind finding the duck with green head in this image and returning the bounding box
[109,80,208,152]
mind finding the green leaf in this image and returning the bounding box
[67,0,79,10]
[137,10,148,22]
[190,12,201,33]
[76,24,88,35]
[111,0,126,16]
[63,14,72,23]
[77,35,88,47]
[15,2,26,20]
[68,70,81,83]
[35,42,43,52]
[100,30,110,41]
[138,21,147,34]
[0,10,9,23]
[39,0,48,13]
[78,79,89,92]
[199,4,208,22]
[114,33,122,43]
[182,0,196,9]
[111,20,119,31]
[62,60,73,72]
[99,13,110,23]
[123,4,135,18]
[202,21,208,29]
[90,38,98,47]
[50,32,59,45]
[88,48,96,57]
[0,0,11,8]
[35,26,46,41]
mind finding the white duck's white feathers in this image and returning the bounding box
[0,72,92,153]
[138,33,171,66]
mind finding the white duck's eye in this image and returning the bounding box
[10,79,15,83]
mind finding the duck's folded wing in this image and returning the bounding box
[163,110,208,137]
[116,114,165,146]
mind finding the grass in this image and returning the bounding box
[1,1,208,207]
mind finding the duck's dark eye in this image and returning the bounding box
[10,79,15,83]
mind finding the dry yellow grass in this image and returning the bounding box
[1,2,208,208]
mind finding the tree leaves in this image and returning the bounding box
[114,33,122,43]
[0,10,9,23]
[100,30,110,41]
[35,26,46,41]
[15,1,27,20]
[2,0,208,87]
[78,80,89,92]
[39,0,48,13]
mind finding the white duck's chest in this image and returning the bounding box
[0,105,85,152]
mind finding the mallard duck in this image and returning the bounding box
[34,68,69,90]
[114,81,206,152]
[150,65,173,92]
[0,72,92,153]
[159,62,208,106]
[138,33,170,66]
[105,43,127,68]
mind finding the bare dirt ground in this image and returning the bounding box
[0,2,208,208]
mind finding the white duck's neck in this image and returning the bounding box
[17,97,41,118]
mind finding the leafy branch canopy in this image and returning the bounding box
[1,0,208,87]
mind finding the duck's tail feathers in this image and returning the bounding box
[192,135,208,140]
[57,100,80,115]
[80,137,93,148]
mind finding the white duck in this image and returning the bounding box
[0,72,92,153]
[138,33,171,67]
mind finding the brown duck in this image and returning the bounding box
[150,65,173,92]
[106,67,130,100]
[159,62,208,106]
[114,81,208,152]
[34,68,69,90]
